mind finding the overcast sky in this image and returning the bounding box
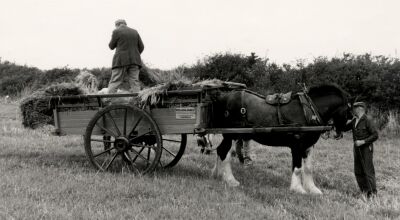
[1,0,399,70]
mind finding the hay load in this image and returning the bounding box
[138,79,193,105]
[75,70,99,94]
[137,79,245,105]
[20,83,86,129]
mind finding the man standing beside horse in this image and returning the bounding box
[347,102,379,198]
[108,19,144,93]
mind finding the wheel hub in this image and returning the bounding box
[114,137,130,152]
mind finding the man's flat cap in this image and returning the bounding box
[115,19,127,25]
[353,102,366,109]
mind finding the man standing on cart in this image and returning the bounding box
[108,19,144,93]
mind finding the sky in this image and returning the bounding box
[0,0,399,70]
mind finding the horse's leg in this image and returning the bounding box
[302,146,323,194]
[234,139,244,163]
[212,136,231,178]
[290,147,307,194]
[212,135,240,187]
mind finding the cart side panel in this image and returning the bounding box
[56,110,102,135]
[151,103,211,134]
[56,109,153,136]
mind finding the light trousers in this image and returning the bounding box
[108,65,140,93]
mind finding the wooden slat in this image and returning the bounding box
[57,104,100,108]
[152,117,196,125]
[159,99,198,104]
[59,120,92,128]
[59,110,98,119]
[48,89,205,102]
[59,126,102,135]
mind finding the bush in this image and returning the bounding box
[33,68,80,88]
[186,52,262,87]
[0,60,43,96]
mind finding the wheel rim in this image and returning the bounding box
[84,105,162,174]
[160,134,187,168]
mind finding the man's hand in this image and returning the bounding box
[354,140,365,147]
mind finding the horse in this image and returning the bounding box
[210,84,352,194]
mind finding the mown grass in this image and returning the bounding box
[0,102,399,220]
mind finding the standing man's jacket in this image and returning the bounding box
[350,114,379,147]
[109,26,144,69]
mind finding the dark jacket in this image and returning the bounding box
[109,26,144,69]
[350,114,379,147]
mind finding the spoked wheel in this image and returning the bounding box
[160,134,187,168]
[84,105,162,174]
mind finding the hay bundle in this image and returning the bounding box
[75,70,99,94]
[20,83,86,129]
[138,79,225,105]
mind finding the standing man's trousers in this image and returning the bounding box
[354,145,376,193]
[108,65,140,93]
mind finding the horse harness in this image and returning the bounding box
[297,92,323,125]
[236,89,323,126]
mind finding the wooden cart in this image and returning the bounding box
[50,86,332,174]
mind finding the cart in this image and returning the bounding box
[50,85,332,174]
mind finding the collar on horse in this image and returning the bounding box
[297,92,323,125]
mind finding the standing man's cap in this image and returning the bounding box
[353,102,366,109]
[115,19,127,25]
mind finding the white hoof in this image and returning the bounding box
[308,186,323,195]
[290,185,307,194]
[225,178,240,187]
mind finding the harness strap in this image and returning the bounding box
[277,104,283,125]
[304,92,323,124]
[240,90,247,127]
[298,92,323,125]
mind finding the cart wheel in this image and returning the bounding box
[160,134,187,168]
[103,136,111,151]
[84,104,162,174]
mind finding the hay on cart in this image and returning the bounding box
[137,79,244,105]
[20,83,87,129]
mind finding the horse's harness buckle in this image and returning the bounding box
[240,107,247,115]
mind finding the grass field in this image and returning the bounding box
[0,101,399,220]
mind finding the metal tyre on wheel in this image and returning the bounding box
[84,104,162,174]
[160,134,187,168]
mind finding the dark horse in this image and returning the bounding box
[211,84,352,194]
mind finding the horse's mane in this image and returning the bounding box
[308,84,349,103]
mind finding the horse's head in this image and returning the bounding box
[308,84,353,139]
[330,102,353,139]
